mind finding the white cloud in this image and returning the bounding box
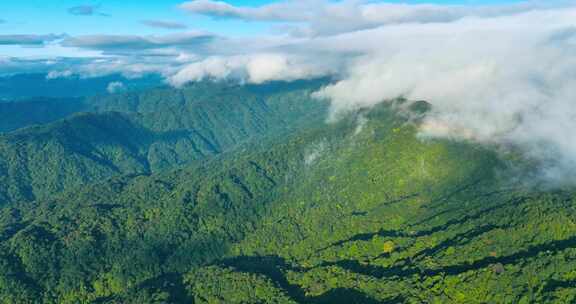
[169,53,335,86]
[46,70,74,79]
[75,57,180,79]
[68,5,109,17]
[62,32,215,51]
[180,0,565,36]
[0,34,64,45]
[311,7,576,184]
[107,81,126,93]
[180,0,307,22]
[141,20,188,30]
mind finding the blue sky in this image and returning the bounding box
[0,0,524,37]
[0,0,276,37]
[0,0,541,67]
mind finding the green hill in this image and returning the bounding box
[0,97,87,133]
[1,99,573,303]
[0,81,327,205]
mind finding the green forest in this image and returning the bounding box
[1,81,576,303]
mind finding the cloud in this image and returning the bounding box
[141,20,188,30]
[68,4,109,16]
[309,7,576,185]
[0,34,63,45]
[180,0,306,21]
[107,81,126,93]
[180,0,564,36]
[169,53,336,86]
[74,55,187,79]
[61,32,216,52]
[0,57,78,76]
[46,70,74,79]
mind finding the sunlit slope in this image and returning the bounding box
[189,106,576,304]
[1,102,575,303]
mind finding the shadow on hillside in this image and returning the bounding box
[218,227,576,301]
[307,288,391,304]
[318,194,523,255]
[218,255,398,303]
[318,234,576,280]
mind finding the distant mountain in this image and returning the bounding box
[0,73,162,101]
[0,97,87,133]
[2,101,570,303]
[0,80,328,205]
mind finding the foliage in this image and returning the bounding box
[0,80,328,205]
[0,82,575,303]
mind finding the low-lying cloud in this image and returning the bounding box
[107,81,126,93]
[311,7,576,184]
[177,1,576,184]
[170,53,337,86]
[46,70,74,80]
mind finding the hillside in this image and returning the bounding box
[0,81,327,205]
[1,102,573,303]
[0,97,87,133]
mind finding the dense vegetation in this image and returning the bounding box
[0,81,575,303]
[0,97,87,133]
[0,80,327,205]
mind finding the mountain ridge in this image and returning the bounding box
[0,81,328,205]
[1,82,575,303]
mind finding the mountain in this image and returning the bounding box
[0,80,328,205]
[0,73,162,101]
[1,97,573,303]
[0,97,87,133]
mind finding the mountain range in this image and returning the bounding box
[0,80,575,304]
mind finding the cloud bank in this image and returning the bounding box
[308,6,576,184]
[177,1,576,184]
[170,53,337,86]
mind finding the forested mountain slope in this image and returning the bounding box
[0,97,87,133]
[2,102,573,303]
[0,80,328,134]
[0,81,327,205]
